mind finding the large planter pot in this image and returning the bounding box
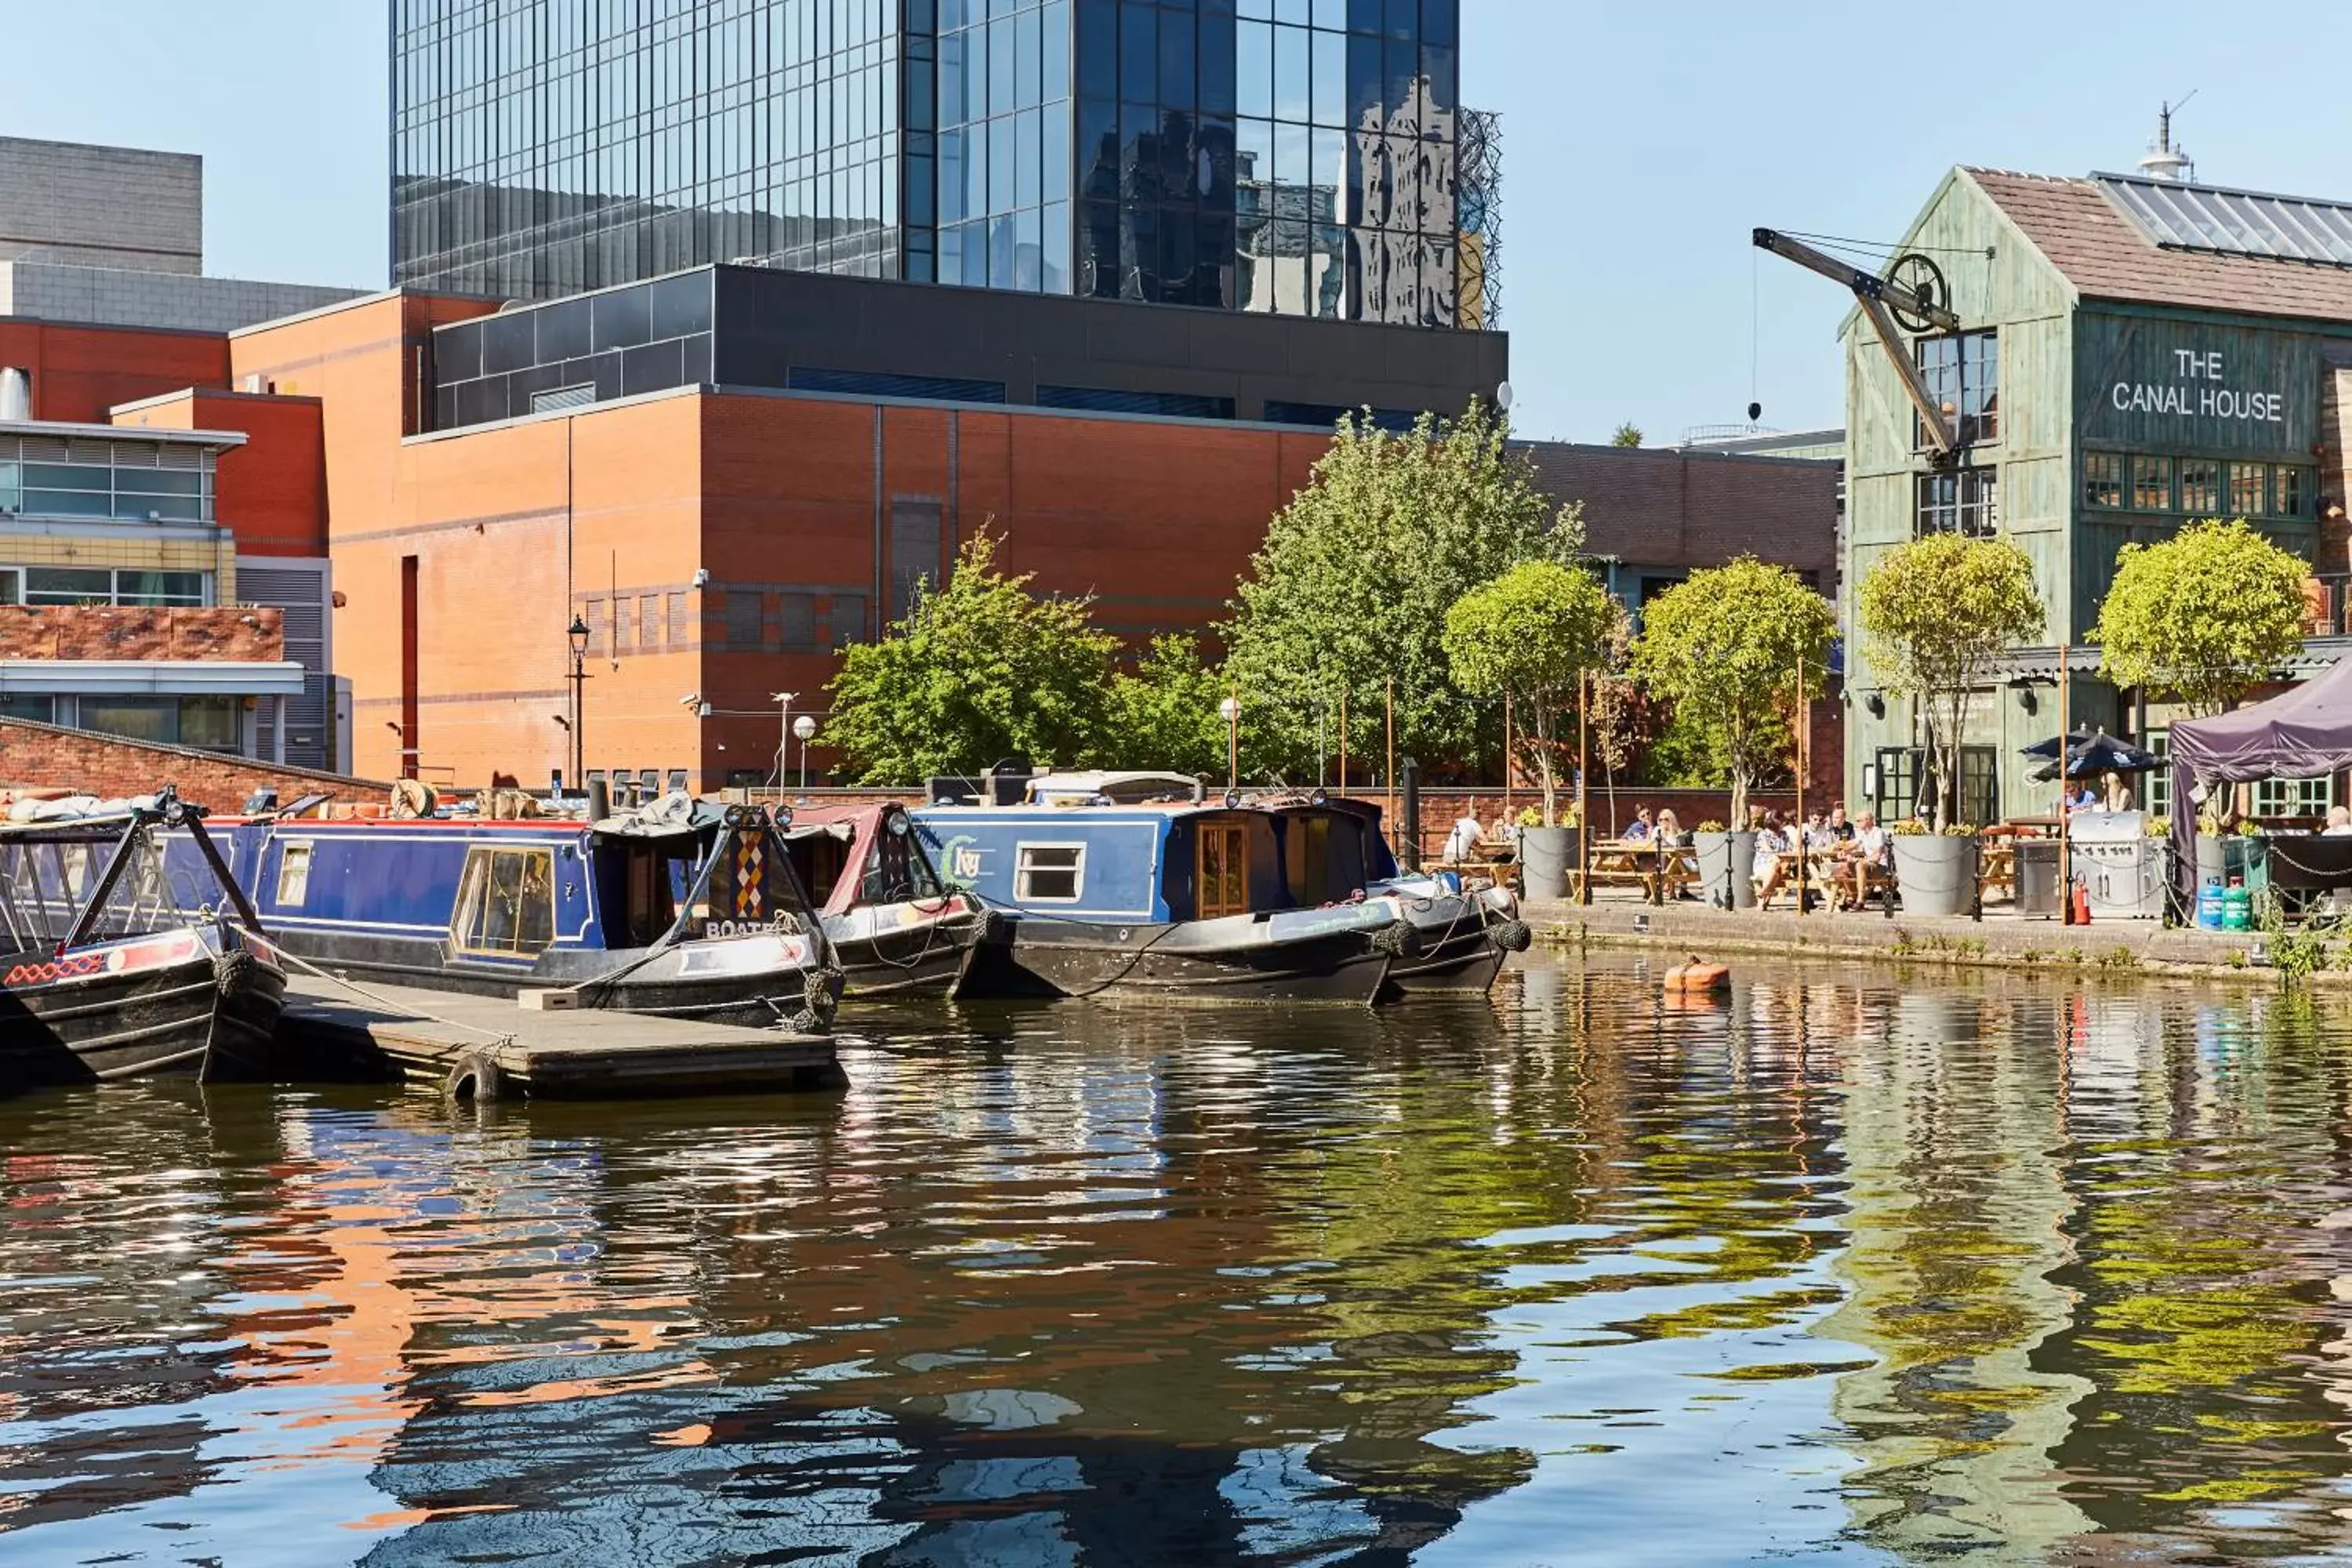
[1520,826,1576,902]
[1692,831,1753,909]
[1727,830,1759,909]
[1891,835,1980,917]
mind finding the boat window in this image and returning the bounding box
[862,822,948,905]
[1199,823,1250,918]
[1014,843,1085,902]
[1283,816,1331,906]
[617,840,694,948]
[452,846,557,956]
[276,844,313,906]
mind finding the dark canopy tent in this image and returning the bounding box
[2165,655,2352,905]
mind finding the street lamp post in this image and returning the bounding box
[1218,694,1240,790]
[793,713,818,789]
[565,614,590,793]
[770,691,797,789]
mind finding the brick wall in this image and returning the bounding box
[1523,442,1840,584]
[0,717,388,810]
[0,604,281,661]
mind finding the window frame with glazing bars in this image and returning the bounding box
[1913,329,1999,449]
[1915,466,1998,538]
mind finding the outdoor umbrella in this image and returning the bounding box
[2022,728,2161,782]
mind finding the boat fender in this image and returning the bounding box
[212,948,257,998]
[1367,920,1416,958]
[971,906,1007,944]
[1486,918,1533,953]
[443,1049,503,1102]
[1664,958,1731,993]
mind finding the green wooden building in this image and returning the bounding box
[1842,166,2352,825]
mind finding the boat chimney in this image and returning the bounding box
[2137,96,2195,183]
[0,368,29,422]
[586,776,610,822]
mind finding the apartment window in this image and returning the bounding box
[275,844,314,906]
[2083,452,2123,509]
[1915,330,1998,446]
[0,695,55,721]
[2230,462,2267,518]
[10,568,209,607]
[2179,458,2220,517]
[2145,730,2169,819]
[1916,466,1998,537]
[78,696,238,753]
[1014,843,1085,902]
[2132,455,2174,512]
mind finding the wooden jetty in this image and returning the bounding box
[278,976,843,1098]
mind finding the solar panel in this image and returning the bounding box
[2099,173,2352,268]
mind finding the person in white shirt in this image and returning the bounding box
[2325,806,2352,837]
[1443,811,1485,862]
[1833,811,1891,908]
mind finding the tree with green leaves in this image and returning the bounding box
[1610,422,1643,448]
[1442,560,1618,825]
[1585,604,1645,833]
[1857,532,2045,830]
[2092,517,2308,717]
[1222,400,1583,781]
[1102,633,1227,777]
[825,529,1116,783]
[1634,557,1835,826]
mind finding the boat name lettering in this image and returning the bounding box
[702,916,794,938]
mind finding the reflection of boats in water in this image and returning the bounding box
[778,801,984,998]
[161,799,840,1031]
[0,793,285,1088]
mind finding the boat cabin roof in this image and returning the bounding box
[1023,771,1203,806]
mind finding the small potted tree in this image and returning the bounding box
[1445,560,1616,902]
[1632,558,1835,827]
[1859,533,2043,916]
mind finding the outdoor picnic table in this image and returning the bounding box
[1574,840,1693,905]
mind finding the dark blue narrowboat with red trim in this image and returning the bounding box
[2,793,287,1091]
[160,800,841,1032]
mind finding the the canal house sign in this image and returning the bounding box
[2079,315,2318,456]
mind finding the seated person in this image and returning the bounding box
[1826,804,1854,841]
[1831,811,1892,906]
[1443,811,1485,863]
[1621,805,1654,844]
[2325,806,2352,837]
[1654,808,1684,847]
[2067,780,2099,813]
[2099,771,2135,814]
[1752,812,1792,906]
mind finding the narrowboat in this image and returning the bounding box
[913,793,1414,1004]
[1009,773,1530,996]
[161,800,841,1032]
[779,801,985,997]
[2,793,287,1090]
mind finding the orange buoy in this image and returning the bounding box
[1664,956,1731,993]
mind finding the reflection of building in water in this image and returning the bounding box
[1818,989,2095,1559]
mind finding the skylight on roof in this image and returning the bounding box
[2100,173,2352,268]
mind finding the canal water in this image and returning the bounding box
[9,954,2352,1566]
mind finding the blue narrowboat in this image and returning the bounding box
[914,789,1415,1004]
[160,801,840,1031]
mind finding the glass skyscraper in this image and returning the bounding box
[392,0,1486,328]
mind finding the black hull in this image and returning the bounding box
[0,942,289,1091]
[956,920,1393,1006]
[828,915,983,999]
[1384,933,1508,996]
[257,929,836,1031]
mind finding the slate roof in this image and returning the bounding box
[1965,167,2352,324]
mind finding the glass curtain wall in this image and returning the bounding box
[1073,0,1236,307]
[938,0,1074,292]
[394,0,909,299]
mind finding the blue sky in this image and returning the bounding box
[5,2,2352,445]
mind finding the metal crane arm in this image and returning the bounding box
[1752,227,1962,456]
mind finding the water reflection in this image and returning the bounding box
[12,960,2352,1563]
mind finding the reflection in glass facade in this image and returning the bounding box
[394,0,1479,326]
